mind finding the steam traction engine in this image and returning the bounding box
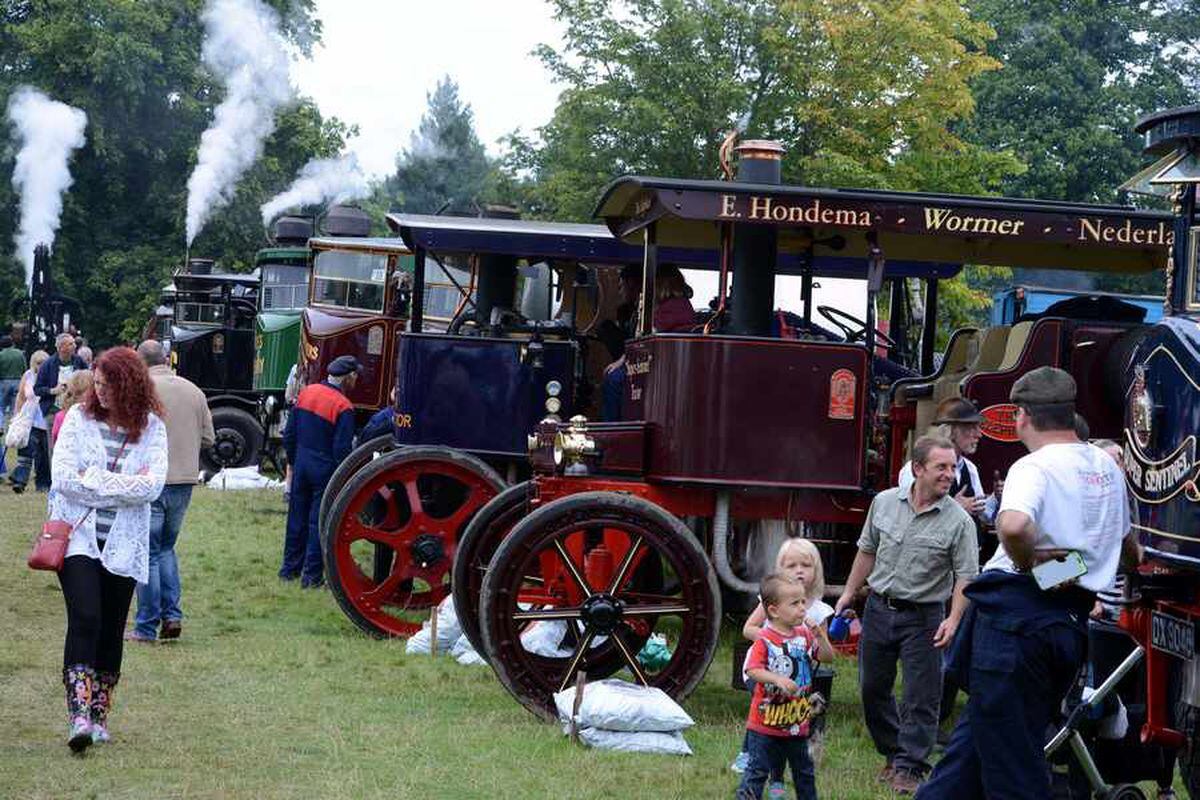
[466,142,1174,721]
[317,213,713,640]
[1093,106,1200,796]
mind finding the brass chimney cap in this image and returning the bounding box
[735,140,785,161]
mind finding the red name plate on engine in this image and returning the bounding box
[980,403,1019,442]
[828,368,856,420]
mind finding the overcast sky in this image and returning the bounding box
[291,1,566,180]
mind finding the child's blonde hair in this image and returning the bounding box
[776,537,825,603]
[61,369,93,412]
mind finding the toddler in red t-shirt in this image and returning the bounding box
[736,573,834,800]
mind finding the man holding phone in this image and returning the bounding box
[916,367,1130,800]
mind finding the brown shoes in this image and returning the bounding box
[877,763,895,784]
[890,769,922,795]
[160,620,182,641]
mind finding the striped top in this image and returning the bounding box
[94,425,129,542]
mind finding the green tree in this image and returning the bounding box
[0,0,348,344]
[960,0,1199,298]
[508,0,1021,222]
[378,77,494,215]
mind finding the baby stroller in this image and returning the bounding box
[1046,613,1180,800]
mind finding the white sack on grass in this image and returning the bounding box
[205,466,284,490]
[450,634,487,666]
[403,597,463,655]
[575,726,692,756]
[520,620,608,658]
[553,679,694,733]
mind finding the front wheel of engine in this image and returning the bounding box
[324,446,505,638]
[479,491,721,721]
[319,434,399,549]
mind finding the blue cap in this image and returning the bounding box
[327,355,363,377]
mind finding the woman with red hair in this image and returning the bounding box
[49,346,167,752]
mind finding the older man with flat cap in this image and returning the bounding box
[916,367,1132,800]
[280,355,361,588]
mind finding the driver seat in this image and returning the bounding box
[914,324,1009,434]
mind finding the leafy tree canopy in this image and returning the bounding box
[0,0,348,344]
[507,0,1022,222]
[376,76,495,216]
[961,0,1200,297]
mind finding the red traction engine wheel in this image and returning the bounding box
[319,434,400,549]
[479,491,721,721]
[451,480,535,656]
[324,446,505,637]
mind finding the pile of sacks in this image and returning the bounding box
[553,679,694,756]
[404,597,486,666]
[203,466,285,491]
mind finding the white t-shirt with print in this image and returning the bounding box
[983,442,1128,592]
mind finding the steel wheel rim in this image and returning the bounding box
[211,428,246,467]
[483,502,719,717]
[328,456,500,637]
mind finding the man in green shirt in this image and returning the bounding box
[835,434,979,795]
[0,334,26,475]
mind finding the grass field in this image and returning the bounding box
[0,486,1181,799]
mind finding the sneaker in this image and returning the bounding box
[90,723,110,744]
[766,780,787,799]
[68,716,92,753]
[877,763,895,784]
[730,750,750,773]
[160,619,182,640]
[124,631,155,644]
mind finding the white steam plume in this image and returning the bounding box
[260,154,369,226]
[7,87,88,285]
[185,0,294,246]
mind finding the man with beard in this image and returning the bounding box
[835,435,980,794]
[898,397,1000,530]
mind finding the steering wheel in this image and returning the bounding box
[817,305,896,349]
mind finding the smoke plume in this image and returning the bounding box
[260,154,369,226]
[7,87,88,285]
[185,0,294,246]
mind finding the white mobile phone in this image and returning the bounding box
[1031,551,1088,590]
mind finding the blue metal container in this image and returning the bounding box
[393,332,577,458]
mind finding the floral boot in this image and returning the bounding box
[90,671,119,743]
[63,664,95,753]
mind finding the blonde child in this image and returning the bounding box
[743,538,835,639]
[733,538,836,779]
[736,573,834,800]
[50,369,92,447]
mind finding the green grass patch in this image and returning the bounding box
[0,487,1179,798]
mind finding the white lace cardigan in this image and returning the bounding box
[50,405,168,583]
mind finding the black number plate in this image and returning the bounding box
[1151,611,1196,660]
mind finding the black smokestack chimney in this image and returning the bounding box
[27,243,52,354]
[272,215,314,246]
[185,258,214,275]
[473,204,521,326]
[728,140,783,336]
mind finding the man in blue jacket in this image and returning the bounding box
[280,355,360,588]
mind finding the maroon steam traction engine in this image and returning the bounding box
[465,142,1173,721]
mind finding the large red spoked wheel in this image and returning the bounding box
[319,435,399,548]
[324,447,505,638]
[479,492,721,721]
[452,480,535,656]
